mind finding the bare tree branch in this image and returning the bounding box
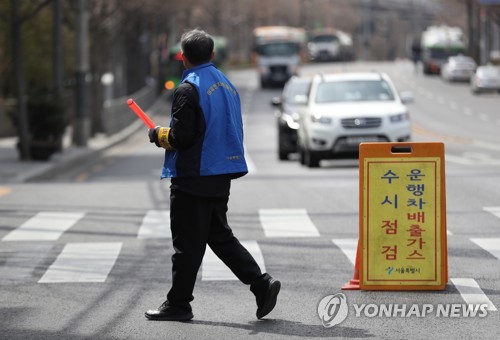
[20,0,52,23]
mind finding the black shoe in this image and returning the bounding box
[145,300,193,321]
[251,274,281,319]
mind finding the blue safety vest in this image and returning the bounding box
[161,63,248,178]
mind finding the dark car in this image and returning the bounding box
[271,76,311,160]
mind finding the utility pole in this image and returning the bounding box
[53,0,63,96]
[11,0,31,160]
[74,0,90,147]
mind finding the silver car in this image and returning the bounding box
[471,65,500,94]
[297,72,413,168]
[441,55,477,82]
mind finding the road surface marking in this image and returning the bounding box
[137,210,170,239]
[259,209,320,237]
[478,113,489,122]
[0,187,12,197]
[451,278,498,312]
[39,242,122,283]
[245,148,257,174]
[332,239,357,265]
[202,240,265,281]
[471,238,500,261]
[483,207,500,219]
[0,244,52,283]
[2,212,85,241]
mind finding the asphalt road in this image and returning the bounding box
[1,61,499,339]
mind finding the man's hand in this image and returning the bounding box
[148,126,174,150]
[148,126,161,147]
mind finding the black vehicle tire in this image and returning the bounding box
[298,146,306,165]
[305,149,321,168]
[278,146,289,161]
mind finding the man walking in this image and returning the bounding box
[145,29,280,321]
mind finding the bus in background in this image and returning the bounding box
[420,25,467,75]
[252,26,306,88]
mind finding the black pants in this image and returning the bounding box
[167,189,263,305]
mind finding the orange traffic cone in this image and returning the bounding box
[341,239,360,290]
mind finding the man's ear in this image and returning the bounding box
[210,52,215,61]
[181,53,190,68]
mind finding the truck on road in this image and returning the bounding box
[420,25,467,75]
[252,26,306,88]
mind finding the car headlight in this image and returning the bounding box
[390,112,409,123]
[282,114,300,130]
[311,113,332,124]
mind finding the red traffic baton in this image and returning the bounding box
[126,98,156,129]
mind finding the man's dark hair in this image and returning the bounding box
[181,29,214,65]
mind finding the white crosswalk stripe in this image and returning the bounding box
[332,239,358,265]
[38,242,122,283]
[202,240,265,281]
[483,207,500,219]
[470,238,500,261]
[2,212,85,242]
[137,210,171,239]
[258,209,320,237]
[451,278,498,312]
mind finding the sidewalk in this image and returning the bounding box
[0,93,170,183]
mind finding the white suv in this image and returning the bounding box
[297,72,412,167]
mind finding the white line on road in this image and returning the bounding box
[202,240,265,281]
[245,148,257,174]
[483,207,500,219]
[451,278,498,312]
[332,239,357,265]
[472,140,500,152]
[463,107,473,116]
[39,242,122,283]
[137,210,170,239]
[259,209,320,237]
[2,212,85,242]
[478,113,489,122]
[471,238,500,261]
[444,154,476,165]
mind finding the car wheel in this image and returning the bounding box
[304,149,320,168]
[298,146,306,165]
[278,146,289,161]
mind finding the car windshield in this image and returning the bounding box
[257,42,299,57]
[285,81,310,104]
[477,67,500,77]
[315,80,395,103]
[310,35,339,43]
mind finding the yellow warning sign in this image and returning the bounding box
[359,143,447,290]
